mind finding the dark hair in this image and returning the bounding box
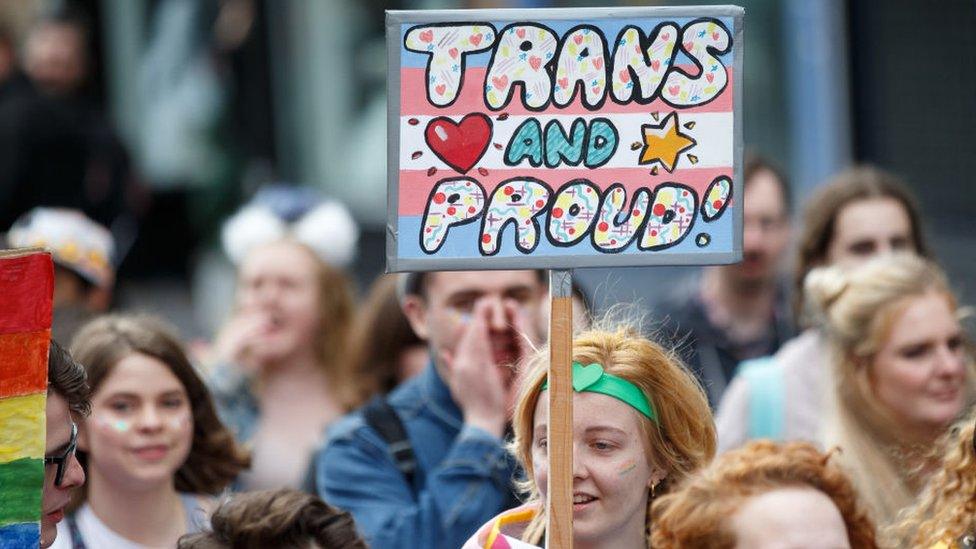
[347,275,422,403]
[69,314,250,502]
[743,152,792,215]
[401,269,548,299]
[177,489,367,549]
[47,339,90,416]
[793,164,929,324]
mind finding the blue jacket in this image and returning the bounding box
[315,363,519,549]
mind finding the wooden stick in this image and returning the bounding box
[547,269,573,549]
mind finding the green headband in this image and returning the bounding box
[541,362,658,424]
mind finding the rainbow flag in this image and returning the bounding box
[0,250,53,548]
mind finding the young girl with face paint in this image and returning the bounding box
[463,326,716,548]
[52,315,249,548]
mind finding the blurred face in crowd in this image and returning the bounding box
[81,353,193,490]
[532,392,661,547]
[826,198,913,267]
[404,270,544,373]
[729,487,851,549]
[236,241,322,365]
[24,22,87,96]
[732,168,791,286]
[41,393,86,548]
[870,291,967,437]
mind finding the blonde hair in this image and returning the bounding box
[510,325,716,545]
[889,408,976,548]
[805,253,975,529]
[651,441,878,548]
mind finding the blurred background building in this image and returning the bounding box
[0,0,972,338]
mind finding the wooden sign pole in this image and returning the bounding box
[546,269,573,549]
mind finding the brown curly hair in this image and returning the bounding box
[177,489,366,549]
[651,440,878,548]
[69,314,250,507]
[511,324,716,544]
[889,408,976,547]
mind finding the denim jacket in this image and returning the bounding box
[315,363,519,549]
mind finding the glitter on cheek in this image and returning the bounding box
[617,459,637,477]
[95,416,131,433]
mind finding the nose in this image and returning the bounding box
[934,344,965,379]
[61,454,85,490]
[571,444,588,480]
[484,297,508,331]
[137,406,164,431]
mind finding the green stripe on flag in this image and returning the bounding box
[0,457,43,524]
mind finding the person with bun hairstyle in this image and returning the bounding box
[651,440,877,548]
[463,325,716,548]
[53,314,249,548]
[889,409,976,548]
[716,165,930,451]
[806,254,975,530]
[208,186,360,490]
[177,489,367,549]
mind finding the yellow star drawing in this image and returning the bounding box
[638,112,697,173]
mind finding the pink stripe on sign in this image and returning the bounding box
[399,67,735,116]
[397,167,732,216]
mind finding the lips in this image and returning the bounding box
[131,445,169,461]
[45,509,64,524]
[572,492,597,512]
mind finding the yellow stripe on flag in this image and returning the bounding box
[0,392,46,462]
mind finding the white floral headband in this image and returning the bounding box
[221,200,359,267]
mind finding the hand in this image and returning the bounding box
[211,310,272,374]
[440,299,509,438]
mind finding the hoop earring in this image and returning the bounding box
[650,482,657,499]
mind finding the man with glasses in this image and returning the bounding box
[40,340,89,548]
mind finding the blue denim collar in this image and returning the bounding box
[419,360,464,431]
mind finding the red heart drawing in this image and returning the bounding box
[618,69,630,83]
[592,57,603,69]
[492,75,509,89]
[470,33,483,46]
[574,34,584,45]
[435,83,446,95]
[661,32,670,41]
[558,77,569,89]
[449,47,459,59]
[683,41,694,52]
[516,28,526,38]
[529,56,542,71]
[419,29,433,43]
[651,59,661,71]
[425,114,493,174]
[706,72,714,83]
[668,84,680,96]
[712,31,720,41]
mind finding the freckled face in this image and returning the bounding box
[82,353,193,489]
[532,392,656,546]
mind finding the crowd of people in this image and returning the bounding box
[22,156,975,549]
[5,6,975,549]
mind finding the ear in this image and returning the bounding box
[401,295,430,341]
[648,467,667,488]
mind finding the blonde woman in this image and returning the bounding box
[464,326,716,548]
[806,254,975,530]
[890,409,976,548]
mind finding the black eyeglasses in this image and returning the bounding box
[44,422,78,487]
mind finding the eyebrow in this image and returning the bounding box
[584,426,629,437]
[105,389,186,400]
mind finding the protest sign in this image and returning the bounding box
[387,6,743,272]
[0,250,53,548]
